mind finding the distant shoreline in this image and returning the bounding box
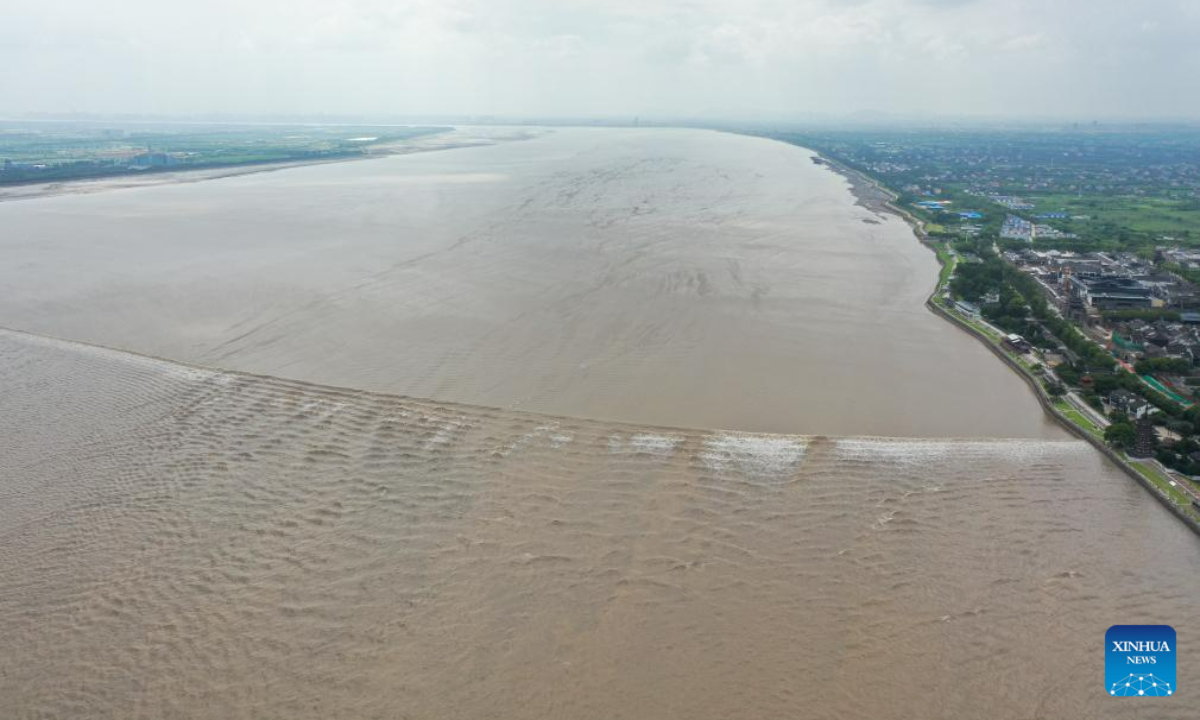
[818,152,1200,535]
[812,156,902,220]
[0,128,541,203]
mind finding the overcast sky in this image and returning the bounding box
[2,0,1198,121]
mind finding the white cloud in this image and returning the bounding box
[999,32,1048,52]
[0,0,1197,119]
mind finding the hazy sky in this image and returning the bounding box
[2,0,1198,120]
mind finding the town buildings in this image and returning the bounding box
[1006,247,1200,371]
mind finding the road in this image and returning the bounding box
[966,314,1112,429]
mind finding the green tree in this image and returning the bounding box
[1135,357,1193,376]
[1104,421,1137,450]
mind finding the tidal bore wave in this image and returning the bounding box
[2,328,1199,719]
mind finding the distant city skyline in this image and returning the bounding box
[3,0,1199,121]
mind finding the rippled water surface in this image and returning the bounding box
[1,129,1197,719]
[1,331,1198,719]
[0,128,1060,437]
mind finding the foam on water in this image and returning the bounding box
[700,433,809,481]
[608,432,683,457]
[3,331,1200,719]
[833,436,1089,465]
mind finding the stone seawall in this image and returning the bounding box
[925,295,1200,535]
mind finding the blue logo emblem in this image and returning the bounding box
[1106,625,1175,697]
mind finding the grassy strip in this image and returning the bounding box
[1129,461,1200,521]
[917,183,1200,533]
[1052,400,1105,440]
[931,242,956,288]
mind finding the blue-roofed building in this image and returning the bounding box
[915,200,950,211]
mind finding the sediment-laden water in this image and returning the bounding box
[0,128,1059,437]
[1,330,1197,719]
[1,129,1195,719]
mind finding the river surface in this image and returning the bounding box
[1,330,1198,719]
[0,127,1058,437]
[1,128,1198,719]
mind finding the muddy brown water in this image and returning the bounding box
[2,330,1198,719]
[0,127,1060,437]
[1,129,1197,719]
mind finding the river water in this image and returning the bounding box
[1,128,1197,719]
[0,128,1058,437]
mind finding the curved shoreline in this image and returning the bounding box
[820,153,1200,535]
[0,127,542,203]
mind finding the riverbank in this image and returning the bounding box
[8,319,1198,720]
[0,126,542,203]
[1,128,1059,438]
[821,153,1200,534]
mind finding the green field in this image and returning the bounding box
[1025,192,1200,242]
[0,122,451,185]
[766,126,1200,252]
